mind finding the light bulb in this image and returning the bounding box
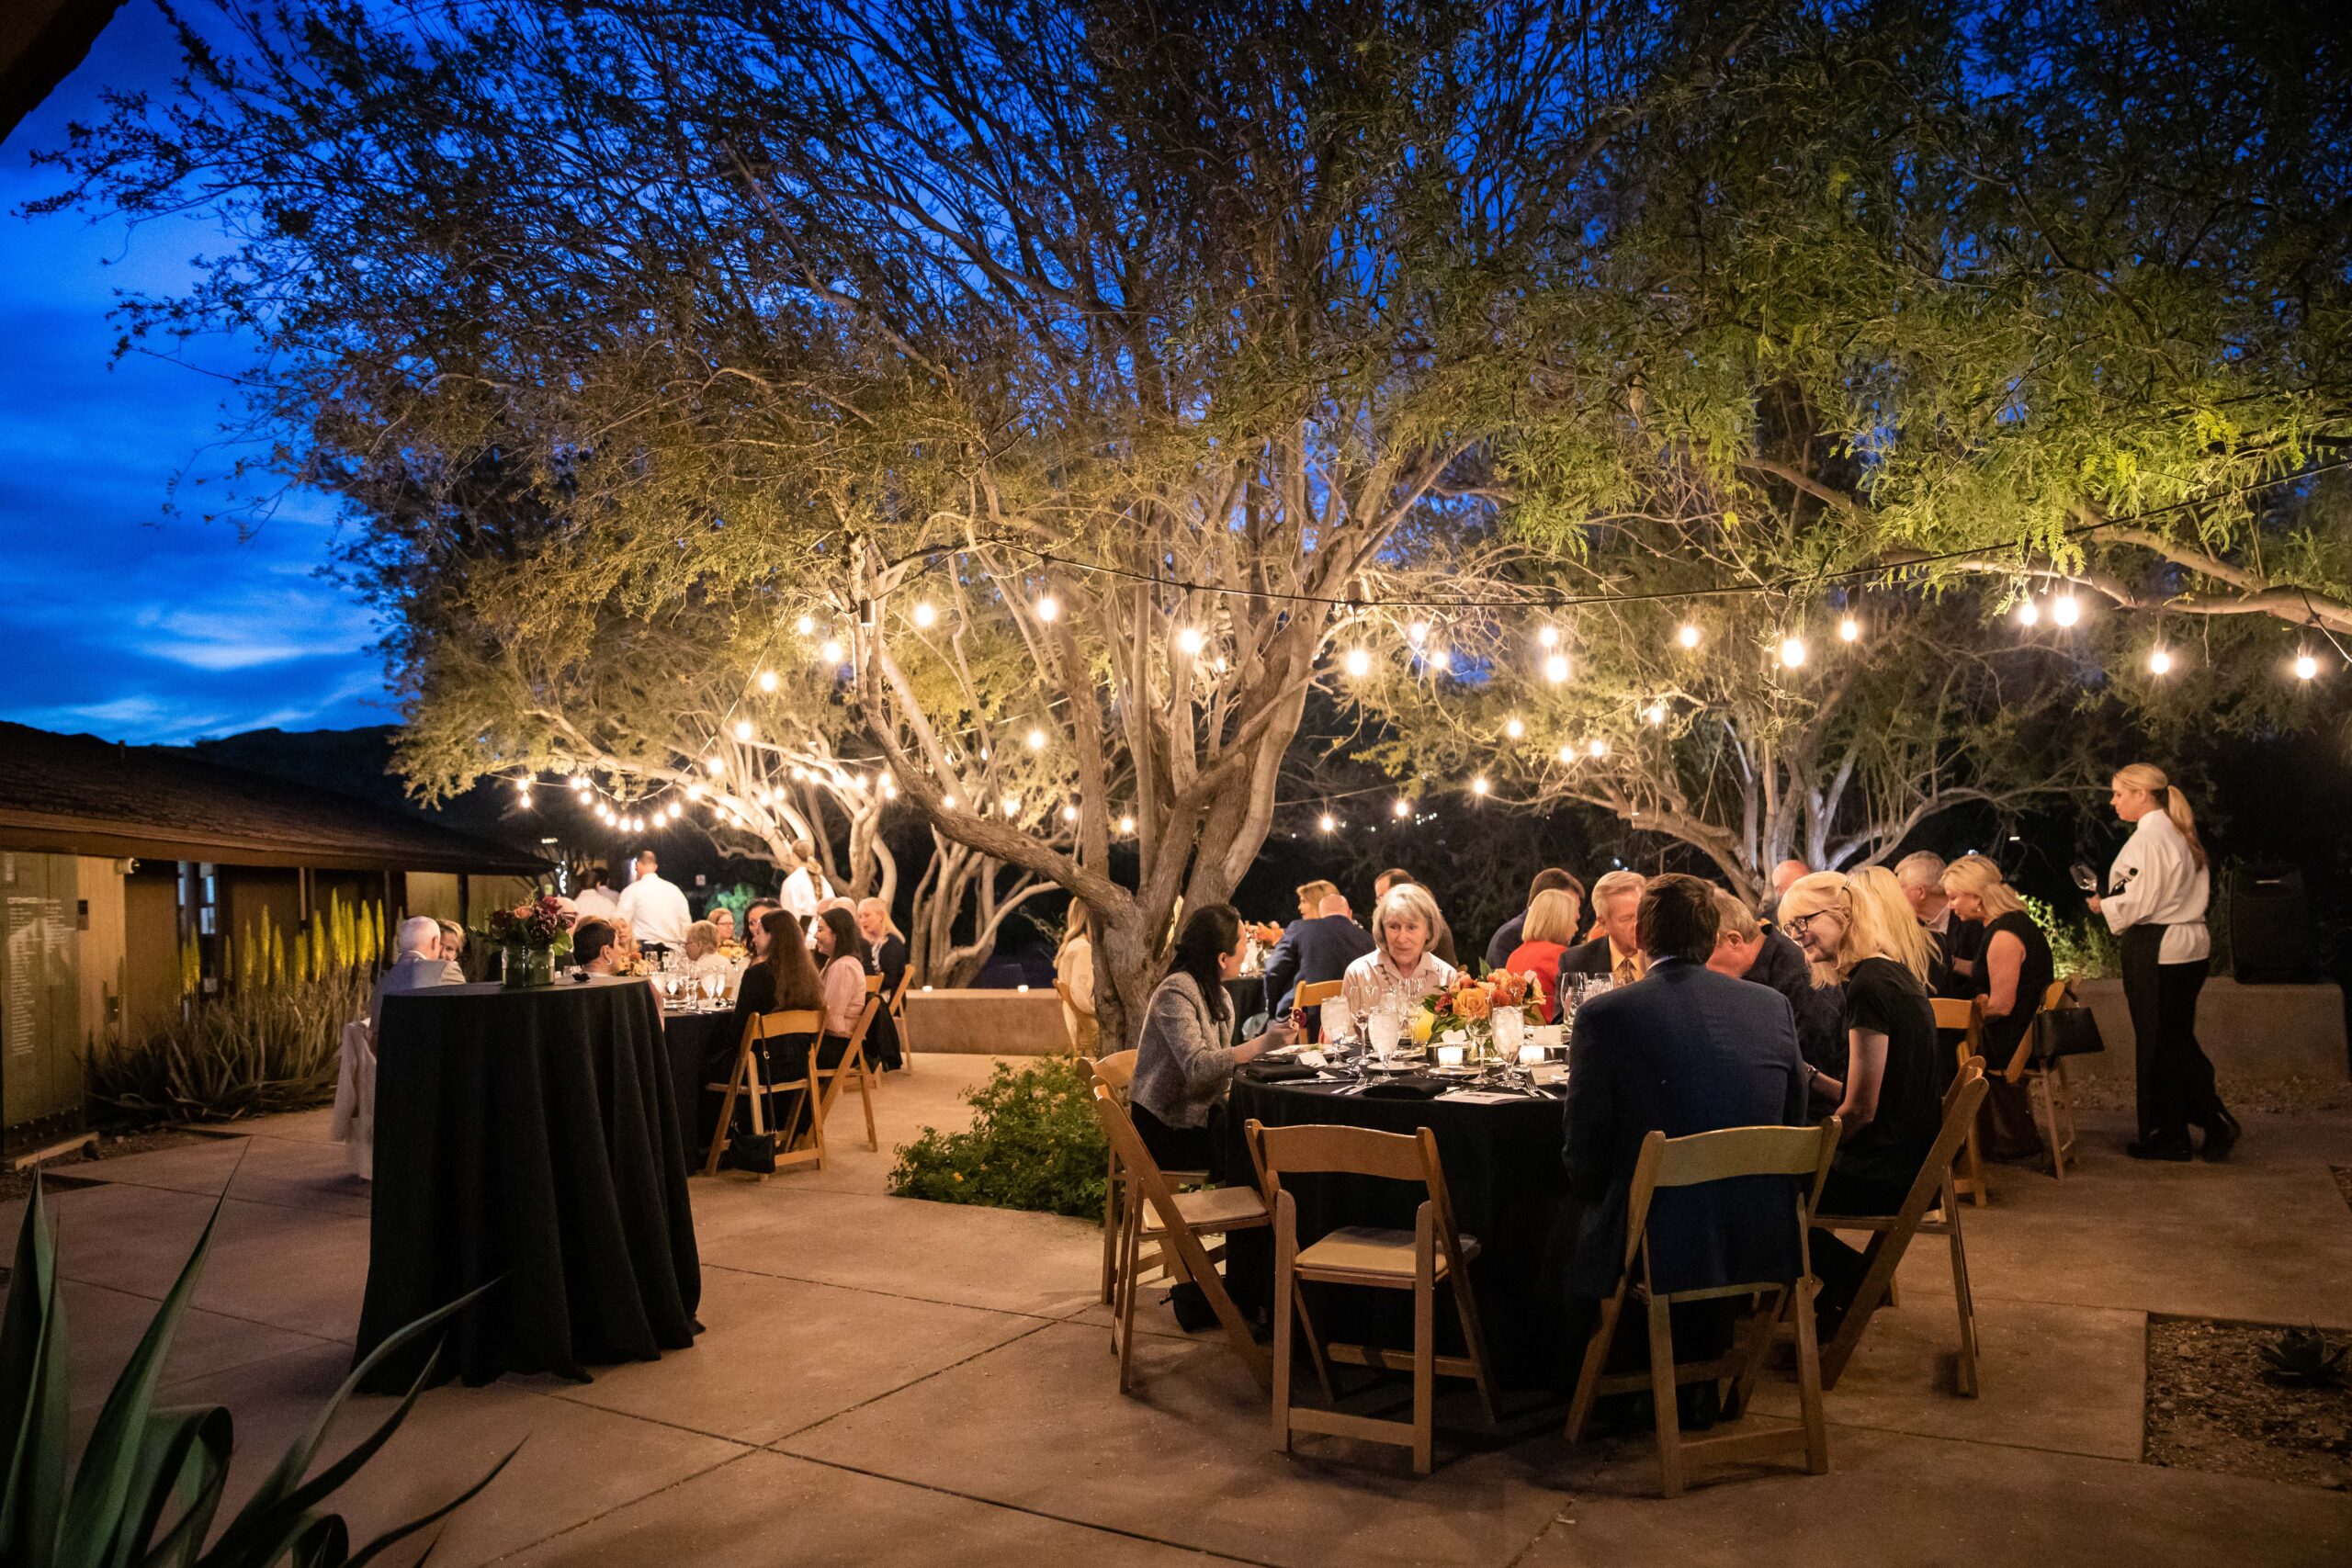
[818,638,844,664]
[2017,600,2041,627]
[2295,651,2319,681]
[514,778,532,797]
[1211,654,1228,673]
[795,615,815,637]
[1002,794,1022,815]
[1504,716,1525,739]
[1471,775,1489,796]
[1544,652,1570,683]
[1035,594,1059,623]
[706,756,725,776]
[1589,738,1609,759]
[686,784,705,801]
[788,765,807,781]
[1429,648,1452,671]
[732,719,752,741]
[1176,626,1204,656]
[757,670,777,693]
[1343,648,1372,678]
[1644,702,1667,726]
[1779,636,1808,668]
[2052,593,2081,627]
[1408,619,1430,646]
[1558,744,1577,763]
[1838,615,1860,643]
[1026,728,1046,750]
[941,794,956,809]
[1118,814,1136,834]
[1677,622,1701,649]
[2148,648,2172,676]
[910,601,938,630]
[1392,799,1410,819]
[1538,624,1559,649]
[1061,803,1079,823]
[1318,813,1336,833]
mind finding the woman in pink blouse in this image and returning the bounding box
[812,907,873,1065]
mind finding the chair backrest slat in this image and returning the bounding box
[1930,996,1983,1035]
[745,1009,823,1049]
[865,973,886,994]
[1295,979,1343,1010]
[1093,1048,1138,1096]
[1651,1124,1838,1186]
[2039,977,2074,1012]
[1253,1122,1429,1185]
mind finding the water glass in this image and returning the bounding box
[1366,1008,1402,1063]
[1319,996,1352,1045]
[1492,1007,1524,1058]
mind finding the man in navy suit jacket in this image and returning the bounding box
[1562,875,1811,1309]
[1259,895,1378,1016]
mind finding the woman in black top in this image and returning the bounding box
[1777,871,1944,1328]
[856,897,908,1071]
[721,910,827,1137]
[1943,855,2055,1161]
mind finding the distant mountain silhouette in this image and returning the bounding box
[187,726,543,854]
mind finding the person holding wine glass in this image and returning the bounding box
[2089,763,2237,1162]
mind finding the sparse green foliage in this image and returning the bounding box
[888,1056,1107,1220]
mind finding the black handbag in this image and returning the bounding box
[2030,987,2106,1063]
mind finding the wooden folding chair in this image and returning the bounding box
[1245,1120,1498,1474]
[1295,979,1342,1041]
[1090,1053,1207,1309]
[1813,1061,1991,1395]
[1087,1084,1270,1393]
[1563,1119,1840,1497]
[1932,996,1991,1207]
[2005,979,2081,1179]
[812,996,881,1152]
[703,1009,825,1178]
[888,969,914,1069]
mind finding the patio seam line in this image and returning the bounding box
[474,1445,766,1567]
[689,1258,1096,1325]
[38,1268,360,1348]
[753,1450,1286,1568]
[45,1171,376,1223]
[763,1315,1064,1446]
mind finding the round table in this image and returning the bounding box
[356,977,702,1392]
[1220,1073,1579,1391]
[662,1007,741,1164]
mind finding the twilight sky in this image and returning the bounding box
[0,3,390,745]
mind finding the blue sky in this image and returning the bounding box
[0,2,391,744]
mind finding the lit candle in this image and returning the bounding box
[1518,1043,1546,1066]
[1435,1043,1465,1068]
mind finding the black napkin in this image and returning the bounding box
[1240,1061,1322,1084]
[1360,1075,1450,1100]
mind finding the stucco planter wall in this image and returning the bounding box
[901,987,1071,1056]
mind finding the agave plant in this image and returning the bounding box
[2259,1325,2350,1387]
[1,1174,514,1565]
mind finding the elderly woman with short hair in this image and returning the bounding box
[1340,881,1457,1022]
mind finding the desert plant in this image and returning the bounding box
[85,968,369,1125]
[0,1173,512,1565]
[2258,1325,2349,1387]
[2023,896,2121,981]
[888,1055,1107,1220]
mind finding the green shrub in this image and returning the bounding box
[2023,895,2120,981]
[888,1055,1107,1219]
[85,968,370,1125]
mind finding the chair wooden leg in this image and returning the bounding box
[1272,1216,1296,1450]
[703,1055,746,1177]
[2038,1070,2071,1180]
[1818,1230,1904,1393]
[1290,1271,1339,1404]
[1116,1191,1143,1389]
[1449,1272,1500,1426]
[1962,1117,1988,1207]
[2053,1062,2079,1161]
[1412,1248,1436,1475]
[1566,1287,1628,1443]
[1793,1275,1829,1475]
[1645,1290,1683,1499]
[852,1051,878,1150]
[1947,1210,1981,1399]
[1100,1151,1121,1306]
[1724,1287,1788,1419]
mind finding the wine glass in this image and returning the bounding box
[2070,862,2100,894]
[701,970,725,1006]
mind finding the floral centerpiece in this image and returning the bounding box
[1412,970,1544,1060]
[487,895,571,987]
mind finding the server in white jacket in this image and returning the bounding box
[2089,763,2239,1162]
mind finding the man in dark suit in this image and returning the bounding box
[1554,869,1648,1018]
[1260,893,1377,1016]
[1485,867,1585,973]
[1560,874,1811,1416]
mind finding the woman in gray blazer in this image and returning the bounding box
[1128,903,1296,1175]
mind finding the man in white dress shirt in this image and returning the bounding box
[616,850,692,949]
[573,864,622,922]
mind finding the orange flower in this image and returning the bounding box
[1453,985,1493,1021]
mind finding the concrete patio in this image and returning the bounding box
[6,1055,2349,1567]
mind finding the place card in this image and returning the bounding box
[1438,1089,1524,1105]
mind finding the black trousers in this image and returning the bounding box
[1130,1100,1227,1183]
[2120,925,2223,1141]
[1810,1168,1914,1322]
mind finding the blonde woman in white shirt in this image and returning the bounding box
[1341,882,1457,1024]
[2088,763,2236,1162]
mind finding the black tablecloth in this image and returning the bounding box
[1221,1076,1577,1391]
[356,977,702,1392]
[1225,976,1269,1029]
[662,1009,740,1161]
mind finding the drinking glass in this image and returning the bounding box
[2069,862,2100,894]
[1366,1007,1402,1064]
[1492,1006,1524,1059]
[702,971,725,1005]
[1319,996,1351,1046]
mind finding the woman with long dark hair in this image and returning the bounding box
[1126,903,1296,1175]
[813,906,874,1067]
[2090,763,2236,1161]
[717,909,827,1134]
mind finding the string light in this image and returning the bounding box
[1026,728,1046,750]
[942,794,957,809]
[1471,774,1489,796]
[1544,652,1570,683]
[514,778,532,799]
[1677,623,1702,649]
[795,615,815,637]
[1589,738,1609,759]
[756,670,777,693]
[1779,636,1808,668]
[1538,625,1559,649]
[686,784,705,800]
[1176,626,1205,656]
[2148,647,2173,676]
[1644,702,1667,726]
[1838,615,1861,643]
[1318,813,1337,833]
[1035,594,1059,623]
[912,600,938,628]
[1061,803,1080,823]
[1118,814,1136,834]
[1211,654,1228,673]
[706,757,726,776]
[1002,793,1022,815]
[1408,619,1430,646]
[1429,648,1452,672]
[732,719,753,741]
[1504,716,1525,739]
[1558,743,1577,763]
[1392,799,1410,819]
[2295,650,2320,681]
[818,637,844,665]
[2016,600,2041,627]
[2052,592,2082,627]
[1343,648,1372,678]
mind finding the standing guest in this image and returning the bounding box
[1129,903,1295,1176]
[1777,871,1944,1330]
[1056,903,1098,1054]
[1708,890,1847,1075]
[1855,866,1936,986]
[1373,868,1459,966]
[1560,874,1808,1418]
[435,919,470,984]
[1940,856,2054,1160]
[616,851,691,950]
[781,840,831,920]
[2090,763,2237,1162]
[1556,870,1648,1015]
[854,897,908,1071]
[721,909,828,1127]
[811,907,876,1067]
[1487,868,1586,974]
[1341,883,1457,1021]
[1293,879,1341,922]
[370,915,453,1037]
[572,865,621,922]
[1261,891,1376,1018]
[571,918,622,976]
[1894,852,1981,996]
[1760,859,1810,921]
[1504,888,1584,1023]
[708,906,738,948]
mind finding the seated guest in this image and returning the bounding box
[1556,870,1648,1016]
[1709,890,1848,1075]
[812,907,876,1066]
[708,906,738,948]
[1373,868,1458,966]
[1293,878,1341,923]
[571,918,622,975]
[607,915,641,971]
[1487,868,1585,974]
[681,919,732,973]
[370,915,454,1037]
[1857,866,1936,987]
[1777,871,1945,1330]
[1341,882,1457,1021]
[1760,858,1810,921]
[1941,855,2055,1159]
[435,919,469,984]
[1261,890,1376,1018]
[853,897,908,1071]
[722,909,828,1117]
[1505,888,1584,1023]
[1129,903,1295,1175]
[1561,874,1808,1411]
[742,899,781,957]
[1055,903,1098,1054]
[1896,852,1982,997]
